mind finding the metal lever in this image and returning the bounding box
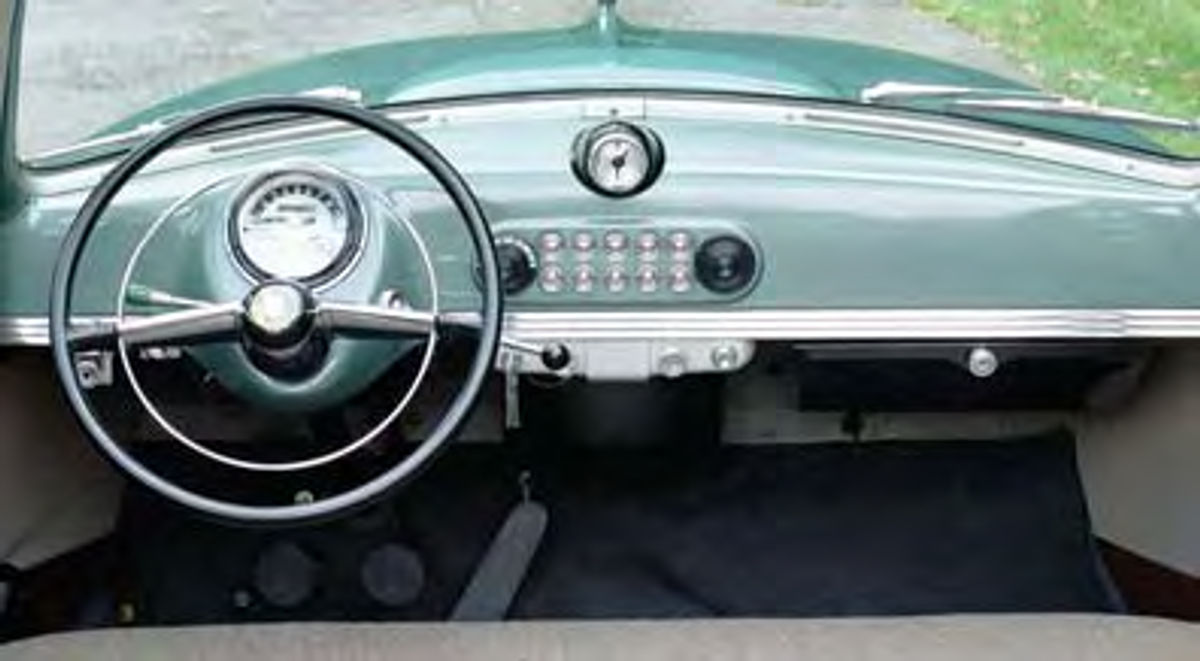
[440,311,570,371]
[508,341,571,372]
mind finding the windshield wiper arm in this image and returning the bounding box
[34,85,367,164]
[861,81,1198,134]
[861,81,1056,104]
[950,98,1198,133]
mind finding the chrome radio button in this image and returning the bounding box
[636,264,659,293]
[605,265,628,293]
[574,264,596,293]
[540,263,566,293]
[636,231,659,252]
[668,263,691,293]
[573,231,596,253]
[668,230,691,253]
[603,230,628,252]
[539,231,564,253]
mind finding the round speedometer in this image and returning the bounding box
[229,170,364,286]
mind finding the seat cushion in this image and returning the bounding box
[1,615,1197,661]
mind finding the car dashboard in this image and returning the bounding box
[7,91,1200,389]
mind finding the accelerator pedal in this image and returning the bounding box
[450,473,547,621]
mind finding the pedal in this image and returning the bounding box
[450,473,548,621]
[360,543,425,608]
[252,541,318,609]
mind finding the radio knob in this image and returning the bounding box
[694,235,757,294]
[495,237,538,295]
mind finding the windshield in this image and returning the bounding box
[18,0,1199,161]
[18,0,593,155]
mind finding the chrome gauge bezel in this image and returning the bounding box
[227,168,366,289]
[571,121,665,198]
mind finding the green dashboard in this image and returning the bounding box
[3,91,1200,405]
[9,92,1198,315]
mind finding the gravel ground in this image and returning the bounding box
[17,0,1023,155]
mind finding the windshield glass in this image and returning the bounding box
[18,0,1199,161]
[18,0,593,155]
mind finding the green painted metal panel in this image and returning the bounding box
[5,108,1196,408]
[7,112,1198,319]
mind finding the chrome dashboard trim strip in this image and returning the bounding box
[2,317,116,346]
[502,309,1200,341]
[10,309,1200,347]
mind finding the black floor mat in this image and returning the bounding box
[511,437,1117,617]
[14,434,1119,631]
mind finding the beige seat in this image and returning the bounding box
[1,615,1197,661]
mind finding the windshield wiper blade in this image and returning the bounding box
[950,98,1198,133]
[36,113,189,160]
[33,85,367,164]
[860,81,1056,104]
[861,81,1198,134]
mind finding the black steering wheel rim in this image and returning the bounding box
[49,96,502,524]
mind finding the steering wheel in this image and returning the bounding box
[49,97,502,524]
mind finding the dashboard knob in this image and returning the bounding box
[494,236,538,295]
[657,348,688,379]
[694,235,757,294]
[540,343,572,371]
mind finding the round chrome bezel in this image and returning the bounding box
[227,168,366,288]
[571,121,665,198]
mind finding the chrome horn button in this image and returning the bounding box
[243,281,316,349]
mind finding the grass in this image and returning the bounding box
[910,0,1200,157]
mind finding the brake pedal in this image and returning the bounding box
[450,472,547,621]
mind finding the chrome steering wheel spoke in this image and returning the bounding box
[76,297,442,347]
[317,301,437,338]
[66,301,241,348]
[118,302,243,346]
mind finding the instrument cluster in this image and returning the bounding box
[227,168,365,289]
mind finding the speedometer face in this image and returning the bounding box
[230,171,363,285]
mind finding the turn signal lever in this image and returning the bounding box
[498,335,571,372]
[436,310,570,372]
